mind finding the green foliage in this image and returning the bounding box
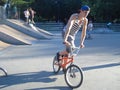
[60,0,82,19]
[81,0,120,22]
[10,0,30,6]
[0,0,6,6]
[5,0,120,22]
[31,0,82,22]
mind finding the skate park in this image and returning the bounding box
[0,4,120,90]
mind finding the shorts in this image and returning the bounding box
[66,35,75,53]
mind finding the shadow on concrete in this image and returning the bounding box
[0,71,57,89]
[25,86,71,90]
[82,62,120,71]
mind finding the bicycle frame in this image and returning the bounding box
[59,55,74,69]
[54,46,80,70]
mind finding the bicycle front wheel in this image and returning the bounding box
[52,56,61,74]
[65,64,83,88]
[0,67,7,77]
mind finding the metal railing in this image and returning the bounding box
[0,5,20,20]
[93,23,120,32]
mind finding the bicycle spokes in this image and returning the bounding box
[65,65,83,88]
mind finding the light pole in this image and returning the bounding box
[55,0,60,23]
[6,0,11,18]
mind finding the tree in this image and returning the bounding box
[31,0,82,22]
[81,0,120,22]
[4,0,120,22]
[7,0,34,19]
[0,0,6,6]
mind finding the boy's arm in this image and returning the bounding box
[80,18,88,48]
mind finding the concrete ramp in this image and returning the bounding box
[0,41,10,51]
[0,24,36,45]
[4,19,54,39]
[29,23,54,38]
[10,19,54,36]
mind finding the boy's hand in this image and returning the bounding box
[80,44,85,48]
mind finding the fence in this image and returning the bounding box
[0,5,19,20]
[0,6,6,19]
[93,23,120,32]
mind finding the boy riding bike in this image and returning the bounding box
[57,5,90,62]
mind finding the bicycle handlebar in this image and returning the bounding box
[70,46,80,56]
[63,42,80,56]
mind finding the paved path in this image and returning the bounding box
[0,32,120,90]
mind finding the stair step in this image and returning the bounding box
[36,22,64,31]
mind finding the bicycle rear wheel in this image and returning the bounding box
[65,64,83,88]
[0,67,7,77]
[53,56,61,74]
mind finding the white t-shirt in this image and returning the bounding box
[88,23,93,31]
[24,10,30,18]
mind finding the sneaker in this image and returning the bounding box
[62,68,67,73]
[56,52,60,62]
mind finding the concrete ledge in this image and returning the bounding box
[4,19,54,39]
[0,32,30,45]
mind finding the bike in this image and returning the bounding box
[53,47,83,88]
[0,67,7,77]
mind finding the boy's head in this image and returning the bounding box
[80,5,90,17]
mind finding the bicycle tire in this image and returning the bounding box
[52,56,61,74]
[0,67,7,77]
[65,64,83,88]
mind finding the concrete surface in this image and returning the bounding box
[0,31,120,90]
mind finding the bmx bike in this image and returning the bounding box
[0,67,7,77]
[53,47,83,88]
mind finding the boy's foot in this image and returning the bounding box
[56,52,60,62]
[63,68,67,73]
